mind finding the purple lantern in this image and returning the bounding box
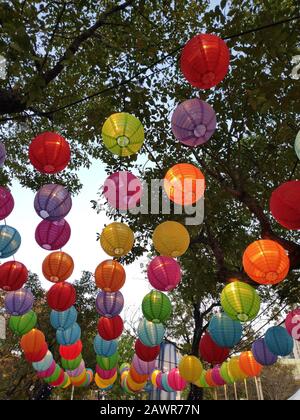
[132,354,156,376]
[34,184,72,221]
[0,142,6,167]
[171,98,217,147]
[252,338,278,366]
[96,291,124,318]
[211,366,226,386]
[67,360,85,377]
[35,219,71,250]
[285,308,300,341]
[5,288,34,315]
[96,366,117,379]
[0,187,14,220]
[103,171,143,211]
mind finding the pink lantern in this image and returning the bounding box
[132,354,156,375]
[0,187,14,220]
[156,371,163,390]
[37,360,56,379]
[147,256,182,291]
[103,171,142,211]
[35,219,71,250]
[211,366,226,386]
[67,360,85,377]
[285,308,300,341]
[167,368,187,391]
[96,366,117,379]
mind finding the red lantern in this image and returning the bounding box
[47,282,76,311]
[270,181,300,229]
[59,340,82,360]
[97,316,123,340]
[0,261,28,291]
[199,333,229,365]
[29,131,71,174]
[180,34,230,89]
[49,369,65,387]
[24,342,48,363]
[135,339,160,362]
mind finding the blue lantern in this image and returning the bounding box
[0,225,21,258]
[50,306,78,330]
[265,326,294,357]
[56,322,81,345]
[32,351,54,372]
[161,373,175,392]
[138,318,165,347]
[93,334,118,357]
[208,313,243,348]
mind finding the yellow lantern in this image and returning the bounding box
[228,357,248,382]
[126,373,146,392]
[179,355,203,383]
[100,222,134,257]
[95,372,117,388]
[70,370,87,385]
[151,369,161,387]
[153,221,190,257]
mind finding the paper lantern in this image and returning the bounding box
[37,360,56,379]
[59,340,82,360]
[35,219,71,251]
[155,371,163,389]
[49,370,66,387]
[135,339,160,362]
[95,372,117,387]
[168,368,187,391]
[9,310,37,336]
[20,328,45,354]
[129,367,148,384]
[44,366,63,383]
[179,355,203,383]
[61,354,82,371]
[285,308,300,341]
[93,334,118,357]
[208,313,242,348]
[142,290,172,323]
[34,184,72,221]
[96,291,124,318]
[252,338,278,366]
[132,354,156,375]
[147,256,181,291]
[70,370,87,386]
[95,259,126,291]
[295,131,300,159]
[32,351,54,372]
[29,131,71,174]
[0,225,21,258]
[138,318,165,347]
[265,326,294,357]
[103,171,143,210]
[270,180,300,229]
[126,374,146,392]
[66,360,85,377]
[205,370,218,387]
[120,363,130,374]
[161,373,175,392]
[50,306,78,331]
[100,222,134,257]
[97,316,123,340]
[42,251,74,283]
[151,369,161,386]
[243,240,289,285]
[47,282,76,311]
[153,221,190,257]
[164,163,206,205]
[96,366,117,380]
[0,261,28,292]
[199,333,230,365]
[25,342,48,363]
[0,187,14,220]
[180,33,230,89]
[239,351,262,377]
[194,370,210,388]
[221,281,260,322]
[211,366,226,386]
[5,288,34,315]
[56,322,81,345]
[102,112,144,157]
[220,362,235,384]
[228,357,248,382]
[0,142,6,166]
[61,375,71,389]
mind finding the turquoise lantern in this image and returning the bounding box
[93,334,118,357]
[138,318,165,347]
[50,306,78,331]
[0,225,21,258]
[56,322,81,345]
[208,313,243,348]
[265,326,294,357]
[295,131,300,159]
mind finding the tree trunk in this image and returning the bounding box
[188,383,203,400]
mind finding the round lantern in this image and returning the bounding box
[94,334,118,357]
[25,342,49,363]
[135,339,160,362]
[211,366,226,386]
[97,315,123,340]
[70,370,87,386]
[35,219,71,251]
[56,322,81,345]
[0,187,14,220]
[285,308,300,341]
[0,225,21,258]
[171,98,217,147]
[9,310,37,336]
[129,367,148,384]
[59,340,82,360]
[147,256,181,291]
[199,333,230,365]
[47,282,76,311]
[164,163,206,205]
[95,259,125,291]
[142,290,172,323]
[34,184,72,221]
[252,338,278,366]
[219,362,235,384]
[61,354,82,371]
[153,221,190,257]
[96,290,124,318]
[265,326,294,357]
[270,180,300,229]
[155,371,163,389]
[32,351,54,372]
[50,306,78,331]
[49,370,65,387]
[96,353,119,370]
[205,370,218,387]
[194,370,209,388]
[42,251,74,283]
[161,373,175,392]
[126,374,146,392]
[29,131,71,174]
[221,281,260,322]
[239,351,262,377]
[180,33,230,89]
[0,142,6,166]
[0,261,28,292]
[20,329,45,354]
[228,357,248,382]
[243,240,289,285]
[37,360,56,379]
[103,171,143,210]
[151,369,161,386]
[100,222,134,257]
[44,365,63,384]
[208,313,242,348]
[102,112,144,157]
[138,318,165,347]
[96,366,117,380]
[66,360,85,377]
[168,368,187,391]
[179,355,203,383]
[132,354,156,375]
[295,131,300,159]
[5,288,34,315]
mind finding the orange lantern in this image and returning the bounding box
[20,329,46,354]
[205,370,218,387]
[228,357,248,382]
[239,351,262,377]
[42,251,74,283]
[164,163,205,205]
[95,260,125,291]
[129,367,148,384]
[126,373,146,392]
[243,239,289,285]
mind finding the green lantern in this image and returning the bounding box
[295,131,300,159]
[9,310,37,336]
[221,281,260,322]
[220,362,235,384]
[44,365,61,383]
[96,352,119,370]
[142,290,172,323]
[194,370,209,388]
[102,112,144,157]
[61,354,82,370]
